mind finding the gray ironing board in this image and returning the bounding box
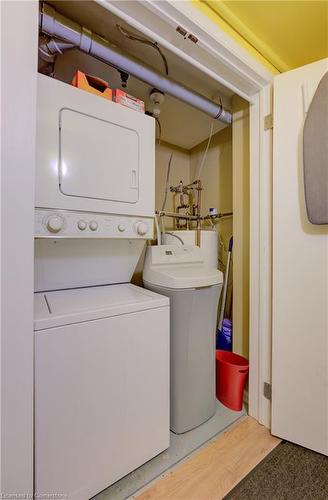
[303,72,328,225]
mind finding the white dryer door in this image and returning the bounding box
[59,109,139,203]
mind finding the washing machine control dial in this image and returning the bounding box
[135,222,148,236]
[77,220,87,231]
[89,220,98,231]
[46,215,64,233]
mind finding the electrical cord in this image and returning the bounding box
[155,117,162,144]
[195,121,214,180]
[215,94,224,119]
[116,24,169,75]
[145,112,162,144]
[160,216,166,241]
[154,214,162,245]
[164,232,185,245]
[161,154,173,211]
[194,95,225,181]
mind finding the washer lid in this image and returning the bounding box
[34,283,168,331]
[144,264,223,289]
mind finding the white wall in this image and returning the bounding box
[0,1,37,494]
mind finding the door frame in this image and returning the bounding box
[0,1,38,495]
[0,0,274,494]
[248,86,273,427]
[99,0,275,426]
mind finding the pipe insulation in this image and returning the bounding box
[39,3,232,125]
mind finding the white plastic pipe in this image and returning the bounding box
[154,215,162,245]
[39,3,232,125]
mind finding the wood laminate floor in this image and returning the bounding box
[136,416,280,500]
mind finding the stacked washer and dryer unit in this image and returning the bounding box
[34,74,170,499]
[34,73,224,499]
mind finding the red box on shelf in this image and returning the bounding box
[113,89,145,113]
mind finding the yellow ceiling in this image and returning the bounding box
[198,1,328,73]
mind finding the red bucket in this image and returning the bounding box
[216,350,249,411]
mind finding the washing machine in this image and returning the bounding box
[34,283,169,500]
[143,245,223,433]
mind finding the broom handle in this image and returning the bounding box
[218,237,233,330]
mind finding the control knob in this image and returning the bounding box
[89,220,98,231]
[77,220,87,231]
[46,215,64,233]
[135,222,148,236]
[118,223,126,232]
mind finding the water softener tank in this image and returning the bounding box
[143,245,223,433]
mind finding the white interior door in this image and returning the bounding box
[272,58,328,454]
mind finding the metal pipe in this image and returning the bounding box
[39,36,75,63]
[213,212,233,219]
[39,3,232,125]
[156,210,233,221]
[157,211,198,220]
[38,33,75,75]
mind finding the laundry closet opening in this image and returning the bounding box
[35,0,250,497]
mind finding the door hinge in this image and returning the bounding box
[176,26,198,43]
[264,113,273,130]
[263,382,272,401]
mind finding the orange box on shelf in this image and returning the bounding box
[71,70,112,101]
[113,89,145,113]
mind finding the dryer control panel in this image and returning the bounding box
[35,209,153,239]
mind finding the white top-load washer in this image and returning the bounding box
[33,75,169,499]
[34,284,169,500]
[143,245,223,434]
